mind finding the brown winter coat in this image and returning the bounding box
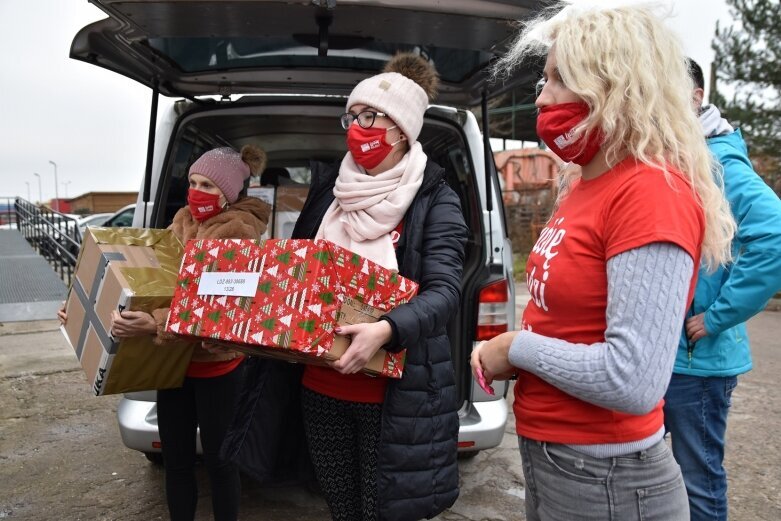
[151,196,272,362]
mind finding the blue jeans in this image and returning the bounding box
[519,436,689,521]
[664,374,738,521]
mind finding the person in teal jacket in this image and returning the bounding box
[664,59,781,521]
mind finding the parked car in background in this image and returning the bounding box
[71,0,545,464]
[101,204,137,228]
[58,213,114,258]
[76,212,113,234]
[29,212,81,261]
[67,206,145,257]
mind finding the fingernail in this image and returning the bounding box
[335,327,342,334]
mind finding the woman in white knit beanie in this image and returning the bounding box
[294,53,468,521]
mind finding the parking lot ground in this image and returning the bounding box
[1,294,779,520]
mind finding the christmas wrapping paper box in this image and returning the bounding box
[166,238,417,378]
[61,227,193,395]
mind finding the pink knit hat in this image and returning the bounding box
[188,147,250,204]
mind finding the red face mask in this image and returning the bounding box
[346,124,404,170]
[536,102,603,166]
[187,189,224,222]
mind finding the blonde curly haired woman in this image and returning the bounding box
[471,4,736,521]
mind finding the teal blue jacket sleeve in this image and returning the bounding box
[703,132,781,335]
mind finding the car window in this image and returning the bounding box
[84,214,110,226]
[107,209,134,227]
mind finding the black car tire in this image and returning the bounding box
[144,452,164,465]
[457,450,481,460]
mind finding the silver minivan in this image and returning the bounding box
[71,0,542,464]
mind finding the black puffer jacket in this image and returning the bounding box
[295,159,468,520]
[222,158,467,521]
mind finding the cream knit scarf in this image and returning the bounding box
[316,142,426,270]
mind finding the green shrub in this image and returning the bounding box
[513,252,529,282]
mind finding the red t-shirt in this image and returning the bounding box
[186,356,244,378]
[301,221,405,403]
[515,158,704,444]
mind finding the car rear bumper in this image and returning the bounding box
[457,398,509,452]
[116,395,164,454]
[117,393,508,456]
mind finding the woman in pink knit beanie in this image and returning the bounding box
[60,144,272,521]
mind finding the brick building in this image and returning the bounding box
[495,148,562,254]
[68,192,138,214]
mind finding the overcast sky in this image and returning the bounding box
[0,0,732,203]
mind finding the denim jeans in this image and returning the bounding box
[519,436,689,521]
[664,374,738,521]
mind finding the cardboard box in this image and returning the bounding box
[330,297,406,377]
[248,184,309,239]
[62,227,193,395]
[246,186,276,240]
[273,185,309,239]
[166,238,416,378]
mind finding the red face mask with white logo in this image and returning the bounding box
[536,102,603,166]
[346,124,405,170]
[187,189,224,222]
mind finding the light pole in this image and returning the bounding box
[48,160,59,212]
[62,181,71,198]
[33,173,42,203]
[25,181,31,201]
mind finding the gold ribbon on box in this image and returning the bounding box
[82,227,184,297]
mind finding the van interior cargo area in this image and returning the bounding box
[153,99,486,404]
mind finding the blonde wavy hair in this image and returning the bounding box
[494,3,735,269]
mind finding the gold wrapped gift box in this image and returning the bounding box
[62,227,193,396]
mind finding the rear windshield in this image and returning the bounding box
[148,37,491,84]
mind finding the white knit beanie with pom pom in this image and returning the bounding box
[345,53,439,144]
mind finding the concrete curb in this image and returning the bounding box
[0,319,61,336]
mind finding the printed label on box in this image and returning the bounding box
[197,272,261,297]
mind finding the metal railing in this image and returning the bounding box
[11,198,80,286]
